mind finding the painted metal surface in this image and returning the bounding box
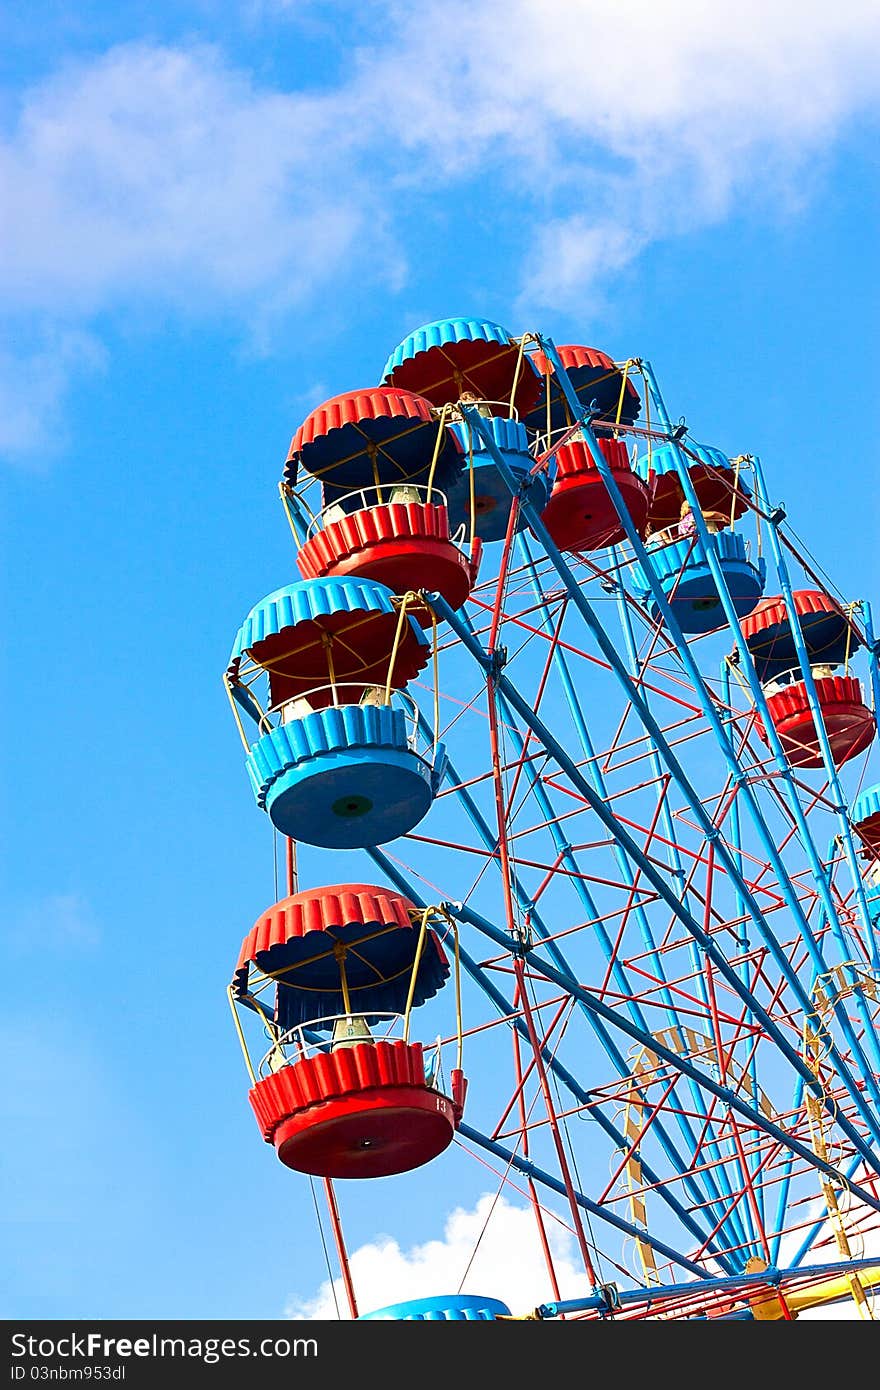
[296,498,480,613]
[250,1040,458,1178]
[232,883,450,1027]
[740,587,860,679]
[382,315,542,414]
[228,575,430,704]
[244,704,445,847]
[358,1294,512,1321]
[635,529,766,633]
[524,342,641,434]
[223,320,880,1321]
[540,436,650,552]
[447,415,549,542]
[285,385,463,496]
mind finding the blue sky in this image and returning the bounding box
[2,1,880,1321]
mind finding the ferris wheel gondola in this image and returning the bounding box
[221,315,880,1322]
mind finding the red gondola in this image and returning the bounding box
[296,492,482,621]
[756,674,876,769]
[231,883,467,1179]
[540,436,650,552]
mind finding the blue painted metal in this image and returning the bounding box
[228,575,427,670]
[498,690,753,1261]
[534,350,880,1127]
[456,1121,710,1280]
[366,843,736,1269]
[861,599,880,719]
[747,451,880,981]
[422,594,880,1204]
[446,416,550,542]
[511,544,753,1255]
[850,783,880,833]
[245,704,446,848]
[447,384,880,1155]
[359,1293,511,1320]
[382,316,515,382]
[256,908,451,1034]
[634,530,766,634]
[635,439,746,487]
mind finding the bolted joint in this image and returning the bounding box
[592,1281,621,1315]
[488,645,508,680]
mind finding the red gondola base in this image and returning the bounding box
[757,676,876,769]
[296,500,480,621]
[541,438,650,551]
[250,1041,466,1179]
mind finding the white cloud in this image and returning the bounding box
[522,217,648,318]
[0,329,105,462]
[284,1192,591,1319]
[287,1184,880,1321]
[0,43,370,316]
[2,3,880,456]
[350,0,880,311]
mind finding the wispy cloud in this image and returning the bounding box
[2,2,879,458]
[0,328,105,461]
[3,892,101,949]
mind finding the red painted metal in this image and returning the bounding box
[288,386,437,462]
[757,675,876,768]
[245,604,428,709]
[386,338,542,416]
[741,589,847,640]
[540,437,650,551]
[233,883,432,994]
[296,500,481,619]
[531,343,641,427]
[249,1040,460,1178]
[645,459,750,531]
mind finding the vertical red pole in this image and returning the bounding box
[286,838,354,1314]
[322,1177,359,1319]
[285,837,298,895]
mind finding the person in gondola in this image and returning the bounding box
[678,500,729,539]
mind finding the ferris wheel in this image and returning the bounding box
[223,315,880,1322]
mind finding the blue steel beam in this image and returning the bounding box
[414,707,742,1257]
[428,581,880,1178]
[748,449,879,976]
[455,1121,710,1281]
[463,364,880,1137]
[366,843,733,1268]
[633,360,880,1080]
[487,577,754,1254]
[534,1256,880,1319]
